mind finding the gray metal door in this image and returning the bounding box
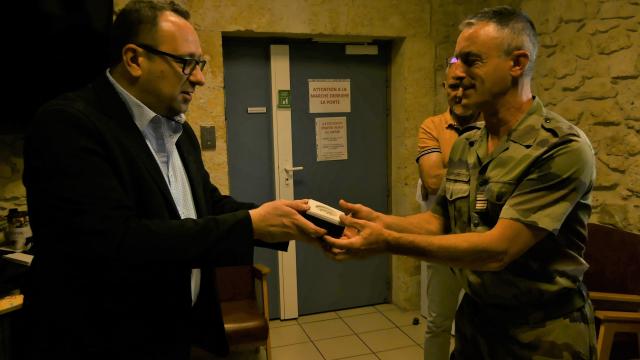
[224,38,389,317]
[289,42,390,315]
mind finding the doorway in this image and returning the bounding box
[224,37,390,318]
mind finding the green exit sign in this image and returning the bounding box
[278,89,291,108]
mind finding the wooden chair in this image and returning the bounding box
[584,223,640,360]
[215,264,272,359]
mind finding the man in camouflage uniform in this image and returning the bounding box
[325,5,597,359]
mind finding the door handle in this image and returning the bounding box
[283,166,303,185]
[284,166,304,173]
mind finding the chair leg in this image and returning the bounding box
[597,323,614,360]
[266,335,271,360]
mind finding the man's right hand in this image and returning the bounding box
[249,199,326,243]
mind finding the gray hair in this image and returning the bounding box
[460,5,538,77]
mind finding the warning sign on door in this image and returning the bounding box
[315,117,348,161]
[308,79,351,113]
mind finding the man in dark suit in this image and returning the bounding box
[21,1,325,359]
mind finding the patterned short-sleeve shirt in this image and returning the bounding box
[431,98,596,310]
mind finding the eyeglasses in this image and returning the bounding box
[135,43,207,76]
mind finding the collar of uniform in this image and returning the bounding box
[507,97,544,147]
[459,121,483,135]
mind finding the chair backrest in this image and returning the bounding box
[213,264,271,359]
[584,223,640,295]
[215,265,255,302]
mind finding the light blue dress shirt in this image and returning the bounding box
[106,70,201,305]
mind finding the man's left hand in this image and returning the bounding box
[322,214,389,260]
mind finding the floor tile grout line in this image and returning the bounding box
[352,329,418,358]
[269,321,312,349]
[269,319,299,329]
[332,352,382,360]
[300,317,357,343]
[297,312,340,325]
[338,356,382,360]
[270,304,424,359]
[299,317,350,329]
[296,315,333,360]
[270,338,312,349]
[335,304,384,319]
[343,307,405,335]
[356,326,424,354]
[293,324,409,344]
[377,307,426,347]
[376,344,424,357]
[377,307,415,327]
[337,307,386,359]
[397,325,424,347]
[349,325,400,336]
[343,306,423,356]
[312,333,373,360]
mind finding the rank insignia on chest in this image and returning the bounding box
[475,191,488,211]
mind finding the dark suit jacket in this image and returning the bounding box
[22,75,277,359]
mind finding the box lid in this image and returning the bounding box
[307,199,344,226]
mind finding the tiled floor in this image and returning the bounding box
[240,303,431,360]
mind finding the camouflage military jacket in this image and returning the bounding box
[432,98,596,318]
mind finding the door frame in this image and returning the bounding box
[269,44,300,319]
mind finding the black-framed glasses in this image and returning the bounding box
[135,43,207,76]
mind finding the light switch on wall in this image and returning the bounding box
[200,125,216,150]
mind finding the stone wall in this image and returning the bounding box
[522,0,640,233]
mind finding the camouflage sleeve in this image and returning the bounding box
[500,135,595,234]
